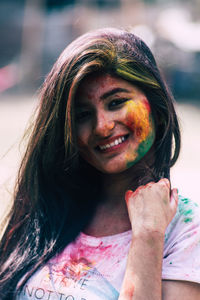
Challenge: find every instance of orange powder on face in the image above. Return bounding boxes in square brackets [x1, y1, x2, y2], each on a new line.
[125, 99, 151, 143]
[123, 98, 154, 167]
[124, 146, 137, 164]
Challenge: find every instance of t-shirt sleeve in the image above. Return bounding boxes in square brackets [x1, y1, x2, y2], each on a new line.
[162, 195, 200, 284]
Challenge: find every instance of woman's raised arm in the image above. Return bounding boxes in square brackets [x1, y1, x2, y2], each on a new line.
[119, 179, 178, 300]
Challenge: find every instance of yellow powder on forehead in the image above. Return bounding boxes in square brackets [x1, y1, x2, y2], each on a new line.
[126, 100, 151, 143]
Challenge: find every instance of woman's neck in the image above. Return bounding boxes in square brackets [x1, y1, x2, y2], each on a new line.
[82, 156, 155, 237]
[83, 166, 144, 237]
[101, 160, 154, 202]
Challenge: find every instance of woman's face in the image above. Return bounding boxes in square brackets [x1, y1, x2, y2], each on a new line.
[75, 73, 155, 174]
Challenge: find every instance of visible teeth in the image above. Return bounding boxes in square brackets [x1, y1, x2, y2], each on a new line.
[99, 136, 127, 150]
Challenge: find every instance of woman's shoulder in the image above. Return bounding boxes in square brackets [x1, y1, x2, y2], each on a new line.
[163, 194, 200, 283]
[177, 194, 200, 223]
[165, 194, 200, 242]
[164, 193, 200, 254]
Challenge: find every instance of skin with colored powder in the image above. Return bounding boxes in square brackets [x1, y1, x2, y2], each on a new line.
[75, 73, 156, 174]
[3, 27, 200, 300]
[124, 99, 155, 168]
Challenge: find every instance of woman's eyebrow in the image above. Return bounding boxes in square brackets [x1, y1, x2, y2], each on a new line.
[100, 88, 131, 100]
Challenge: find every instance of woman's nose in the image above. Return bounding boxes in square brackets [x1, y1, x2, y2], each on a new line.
[94, 112, 115, 137]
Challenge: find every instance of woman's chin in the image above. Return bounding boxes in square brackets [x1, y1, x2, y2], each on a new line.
[94, 161, 138, 175]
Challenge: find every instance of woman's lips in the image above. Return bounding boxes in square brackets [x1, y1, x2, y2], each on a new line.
[96, 134, 129, 153]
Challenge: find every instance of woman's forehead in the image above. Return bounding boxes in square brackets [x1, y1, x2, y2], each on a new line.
[75, 73, 145, 104]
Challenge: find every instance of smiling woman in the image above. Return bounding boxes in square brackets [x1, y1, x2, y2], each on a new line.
[75, 73, 155, 173]
[0, 28, 200, 300]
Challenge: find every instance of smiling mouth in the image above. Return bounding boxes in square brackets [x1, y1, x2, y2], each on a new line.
[96, 134, 129, 152]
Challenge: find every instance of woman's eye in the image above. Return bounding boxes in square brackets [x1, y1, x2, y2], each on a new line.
[75, 111, 91, 122]
[108, 98, 129, 109]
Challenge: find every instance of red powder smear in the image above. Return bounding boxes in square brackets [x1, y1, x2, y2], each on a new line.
[136, 127, 142, 137]
[142, 97, 151, 113]
[49, 257, 93, 287]
[121, 281, 135, 299]
[125, 190, 134, 203]
[66, 241, 115, 278]
[126, 186, 143, 201]
[125, 182, 155, 203]
[77, 242, 113, 261]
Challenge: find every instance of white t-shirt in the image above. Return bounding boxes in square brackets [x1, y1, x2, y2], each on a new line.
[17, 195, 200, 300]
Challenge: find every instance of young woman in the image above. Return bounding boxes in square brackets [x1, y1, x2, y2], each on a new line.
[0, 28, 200, 300]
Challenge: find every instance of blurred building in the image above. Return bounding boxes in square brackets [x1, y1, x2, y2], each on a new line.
[0, 0, 200, 100]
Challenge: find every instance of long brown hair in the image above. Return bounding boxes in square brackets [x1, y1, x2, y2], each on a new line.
[0, 28, 180, 299]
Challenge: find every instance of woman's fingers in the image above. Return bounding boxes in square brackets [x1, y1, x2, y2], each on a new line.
[170, 188, 179, 212]
[159, 178, 170, 188]
[125, 179, 178, 235]
[125, 181, 155, 203]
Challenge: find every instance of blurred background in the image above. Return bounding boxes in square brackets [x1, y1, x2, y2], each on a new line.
[0, 0, 200, 221]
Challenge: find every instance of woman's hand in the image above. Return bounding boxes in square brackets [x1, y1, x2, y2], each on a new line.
[119, 179, 178, 300]
[125, 178, 178, 238]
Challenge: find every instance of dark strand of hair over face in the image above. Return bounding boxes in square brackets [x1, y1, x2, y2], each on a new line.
[0, 28, 180, 299]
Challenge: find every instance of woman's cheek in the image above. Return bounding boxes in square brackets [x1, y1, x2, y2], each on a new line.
[124, 100, 155, 166]
[76, 126, 89, 153]
[125, 100, 152, 142]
